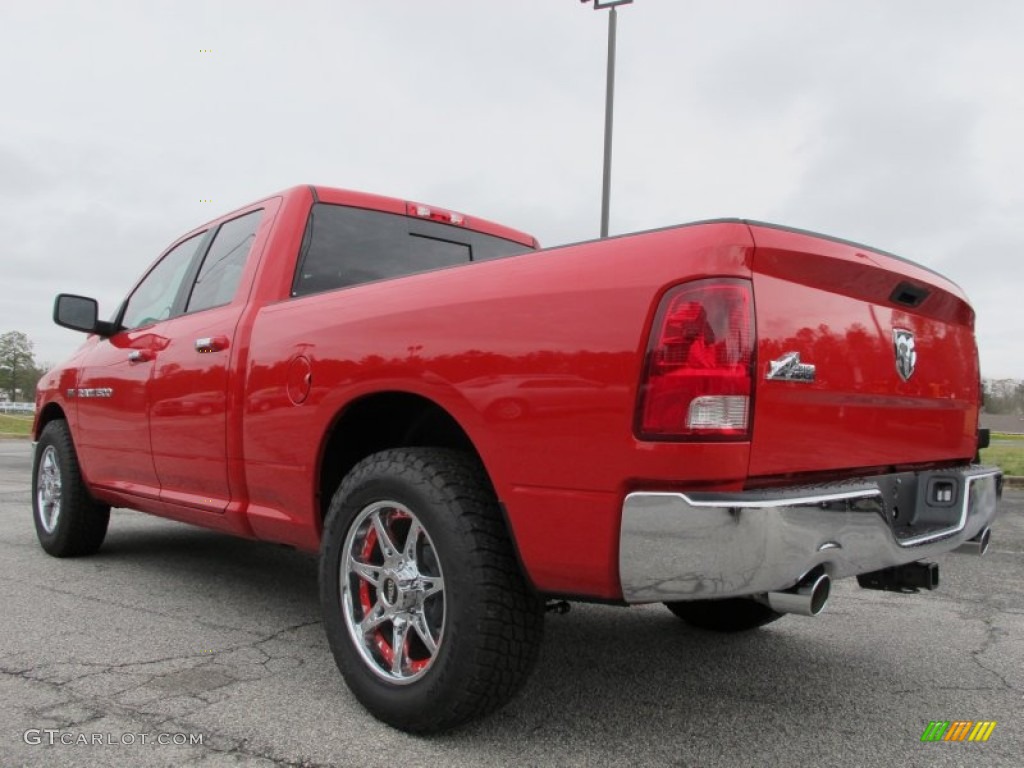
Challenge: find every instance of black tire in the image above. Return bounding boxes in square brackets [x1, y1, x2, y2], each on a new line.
[319, 448, 544, 733]
[32, 420, 110, 557]
[664, 598, 783, 632]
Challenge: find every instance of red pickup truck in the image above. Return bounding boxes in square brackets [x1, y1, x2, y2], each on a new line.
[33, 185, 1002, 732]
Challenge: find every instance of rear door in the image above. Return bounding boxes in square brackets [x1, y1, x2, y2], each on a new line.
[149, 206, 269, 511]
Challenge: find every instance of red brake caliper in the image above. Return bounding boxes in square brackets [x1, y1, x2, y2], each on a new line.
[358, 525, 394, 667]
[356, 511, 430, 674]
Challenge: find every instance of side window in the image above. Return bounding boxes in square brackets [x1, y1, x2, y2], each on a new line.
[121, 233, 205, 331]
[186, 209, 263, 314]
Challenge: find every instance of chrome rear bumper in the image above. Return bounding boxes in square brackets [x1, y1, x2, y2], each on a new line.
[618, 466, 1002, 604]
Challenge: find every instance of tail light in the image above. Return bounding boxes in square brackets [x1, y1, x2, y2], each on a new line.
[635, 278, 755, 440]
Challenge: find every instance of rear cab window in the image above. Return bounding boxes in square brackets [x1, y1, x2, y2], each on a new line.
[291, 204, 533, 298]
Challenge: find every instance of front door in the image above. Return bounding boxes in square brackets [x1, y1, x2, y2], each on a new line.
[74, 232, 207, 497]
[73, 331, 161, 497]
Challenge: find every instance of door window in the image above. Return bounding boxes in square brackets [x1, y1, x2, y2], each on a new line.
[186, 210, 264, 313]
[121, 233, 206, 330]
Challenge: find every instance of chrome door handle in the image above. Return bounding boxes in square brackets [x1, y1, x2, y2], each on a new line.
[128, 350, 153, 363]
[195, 336, 229, 353]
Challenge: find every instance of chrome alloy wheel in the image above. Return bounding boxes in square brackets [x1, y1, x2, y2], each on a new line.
[340, 500, 445, 684]
[36, 445, 63, 534]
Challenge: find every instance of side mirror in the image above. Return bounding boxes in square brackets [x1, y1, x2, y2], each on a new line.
[53, 294, 116, 337]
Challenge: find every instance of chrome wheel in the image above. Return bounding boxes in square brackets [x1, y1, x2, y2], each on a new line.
[36, 445, 62, 534]
[340, 500, 445, 684]
[321, 448, 544, 732]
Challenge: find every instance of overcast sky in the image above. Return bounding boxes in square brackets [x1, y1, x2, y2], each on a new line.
[2, 1, 1021, 378]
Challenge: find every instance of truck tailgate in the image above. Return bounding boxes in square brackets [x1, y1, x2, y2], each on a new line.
[747, 223, 979, 479]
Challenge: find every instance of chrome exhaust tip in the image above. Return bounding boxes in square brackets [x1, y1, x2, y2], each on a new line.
[766, 572, 831, 617]
[954, 526, 991, 556]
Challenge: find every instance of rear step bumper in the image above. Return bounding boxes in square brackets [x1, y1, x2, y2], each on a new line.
[618, 465, 1002, 604]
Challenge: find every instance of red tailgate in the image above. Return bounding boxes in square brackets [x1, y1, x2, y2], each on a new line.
[747, 224, 979, 480]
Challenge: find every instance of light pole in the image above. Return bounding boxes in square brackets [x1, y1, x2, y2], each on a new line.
[581, 0, 633, 238]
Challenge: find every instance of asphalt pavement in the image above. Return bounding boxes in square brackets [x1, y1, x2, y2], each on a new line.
[1, 438, 1022, 767]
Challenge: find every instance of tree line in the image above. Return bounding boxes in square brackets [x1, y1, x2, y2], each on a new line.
[0, 331, 47, 403]
[984, 378, 1024, 415]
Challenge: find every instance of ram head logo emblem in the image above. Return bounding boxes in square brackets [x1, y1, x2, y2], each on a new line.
[892, 329, 917, 382]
